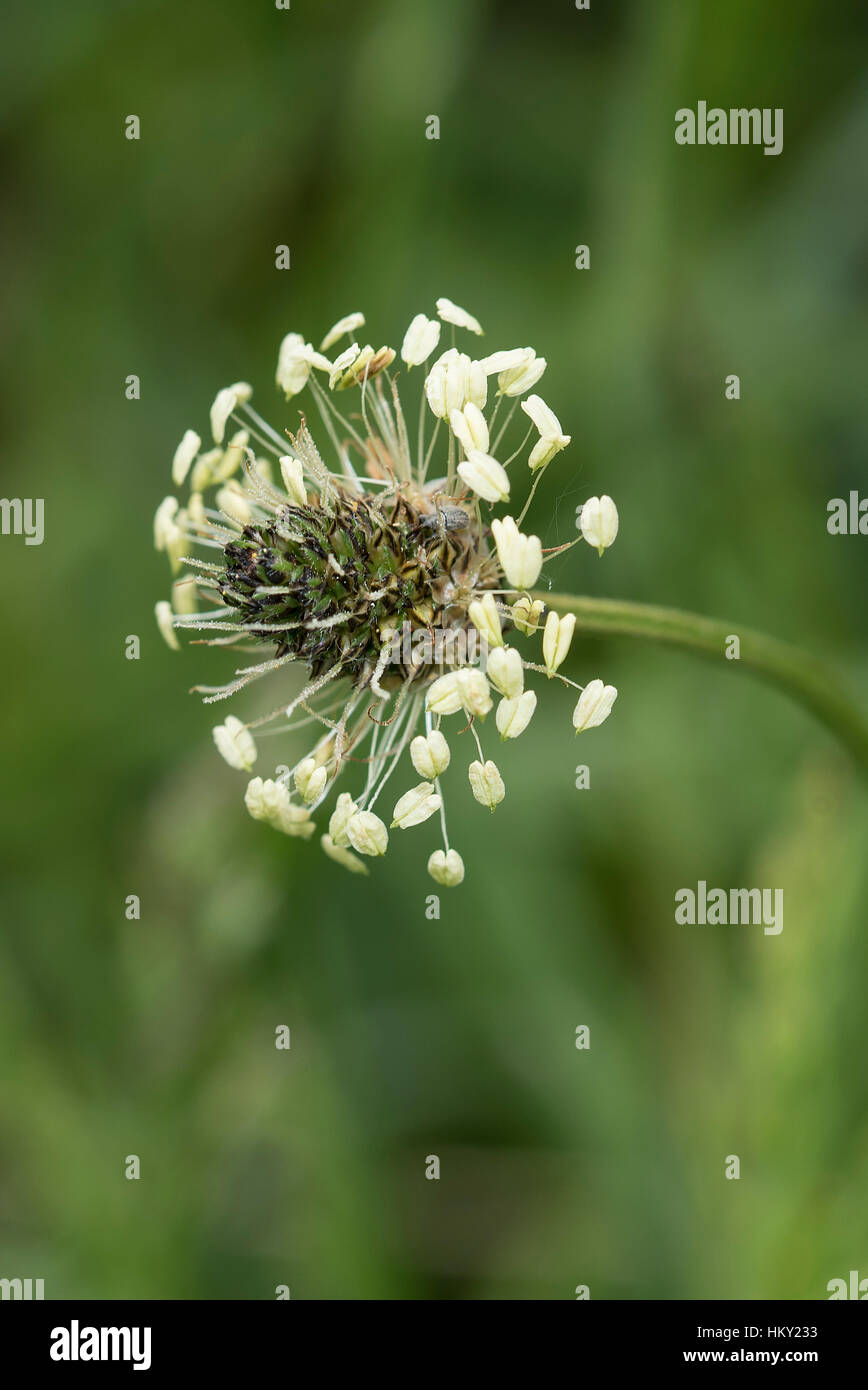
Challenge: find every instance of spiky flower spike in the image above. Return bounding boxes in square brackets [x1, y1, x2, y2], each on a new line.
[155, 300, 619, 884]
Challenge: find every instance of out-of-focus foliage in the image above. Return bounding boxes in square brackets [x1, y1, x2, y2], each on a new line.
[1, 0, 867, 1298]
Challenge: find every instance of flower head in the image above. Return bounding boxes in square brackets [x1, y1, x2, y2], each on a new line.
[154, 299, 620, 884]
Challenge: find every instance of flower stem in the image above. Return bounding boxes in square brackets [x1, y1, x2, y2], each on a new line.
[536, 592, 868, 777]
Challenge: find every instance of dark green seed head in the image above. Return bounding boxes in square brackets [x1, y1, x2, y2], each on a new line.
[218, 486, 497, 687]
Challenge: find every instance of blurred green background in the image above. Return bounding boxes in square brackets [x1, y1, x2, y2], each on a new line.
[2, 0, 868, 1300]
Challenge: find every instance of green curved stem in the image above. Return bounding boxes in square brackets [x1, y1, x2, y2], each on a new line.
[536, 592, 868, 778]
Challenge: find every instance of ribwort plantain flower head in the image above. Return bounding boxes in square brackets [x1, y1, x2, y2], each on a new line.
[154, 300, 619, 884]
